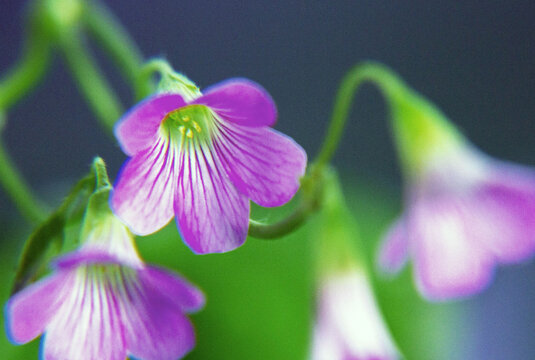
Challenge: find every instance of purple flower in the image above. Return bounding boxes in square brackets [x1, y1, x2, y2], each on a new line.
[5, 214, 205, 360]
[311, 271, 399, 360]
[110, 78, 307, 254]
[378, 144, 535, 300]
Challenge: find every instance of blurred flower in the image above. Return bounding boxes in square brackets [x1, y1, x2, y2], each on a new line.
[6, 208, 204, 360]
[378, 78, 535, 300]
[311, 170, 399, 360]
[312, 270, 399, 360]
[111, 77, 306, 254]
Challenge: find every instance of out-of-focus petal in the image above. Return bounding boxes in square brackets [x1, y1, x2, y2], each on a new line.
[213, 123, 306, 207]
[175, 141, 250, 254]
[473, 166, 535, 262]
[312, 272, 399, 360]
[412, 199, 495, 300]
[6, 272, 70, 344]
[192, 79, 277, 127]
[115, 94, 186, 156]
[377, 218, 410, 274]
[111, 135, 177, 236]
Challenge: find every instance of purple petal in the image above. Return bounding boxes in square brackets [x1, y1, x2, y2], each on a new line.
[54, 250, 123, 269]
[139, 266, 205, 312]
[115, 94, 186, 156]
[212, 124, 306, 207]
[121, 273, 197, 360]
[471, 164, 535, 262]
[6, 272, 70, 344]
[377, 218, 409, 274]
[192, 79, 277, 127]
[111, 135, 176, 236]
[411, 199, 495, 300]
[175, 142, 250, 253]
[42, 269, 126, 360]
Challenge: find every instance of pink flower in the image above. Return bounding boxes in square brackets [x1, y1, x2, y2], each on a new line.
[111, 78, 307, 254]
[6, 213, 205, 360]
[378, 144, 535, 300]
[311, 271, 399, 360]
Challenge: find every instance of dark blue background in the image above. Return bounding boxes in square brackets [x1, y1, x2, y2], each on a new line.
[1, 1, 535, 358]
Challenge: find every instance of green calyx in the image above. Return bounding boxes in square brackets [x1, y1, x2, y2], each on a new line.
[313, 169, 365, 277]
[385, 80, 465, 177]
[161, 104, 215, 144]
[80, 157, 114, 241]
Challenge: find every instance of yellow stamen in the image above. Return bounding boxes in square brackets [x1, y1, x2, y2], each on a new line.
[179, 125, 185, 135]
[182, 115, 190, 122]
[186, 129, 194, 138]
[192, 121, 202, 133]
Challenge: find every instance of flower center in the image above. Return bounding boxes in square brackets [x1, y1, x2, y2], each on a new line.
[162, 104, 213, 141]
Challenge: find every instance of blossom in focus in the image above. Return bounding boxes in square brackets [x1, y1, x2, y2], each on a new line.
[311, 270, 399, 360]
[6, 210, 205, 360]
[111, 76, 307, 254]
[378, 78, 535, 300]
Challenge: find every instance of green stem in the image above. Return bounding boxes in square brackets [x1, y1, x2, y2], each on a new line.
[59, 32, 123, 133]
[83, 0, 149, 100]
[248, 201, 312, 239]
[314, 62, 404, 169]
[0, 8, 52, 111]
[0, 136, 48, 223]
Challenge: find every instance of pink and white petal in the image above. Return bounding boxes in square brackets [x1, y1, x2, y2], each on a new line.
[377, 218, 410, 275]
[111, 135, 177, 236]
[192, 79, 277, 127]
[6, 272, 70, 344]
[120, 274, 196, 360]
[43, 270, 126, 360]
[471, 171, 535, 262]
[115, 94, 186, 156]
[175, 141, 250, 254]
[139, 266, 205, 312]
[411, 199, 495, 300]
[213, 124, 306, 207]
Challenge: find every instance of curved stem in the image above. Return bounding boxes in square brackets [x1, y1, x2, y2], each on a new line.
[314, 62, 404, 169]
[248, 201, 312, 239]
[83, 0, 149, 100]
[0, 8, 52, 111]
[0, 136, 48, 223]
[59, 32, 123, 134]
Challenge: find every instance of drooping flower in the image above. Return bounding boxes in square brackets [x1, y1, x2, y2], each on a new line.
[377, 75, 535, 300]
[111, 74, 307, 254]
[311, 170, 399, 360]
[311, 271, 399, 360]
[6, 185, 205, 360]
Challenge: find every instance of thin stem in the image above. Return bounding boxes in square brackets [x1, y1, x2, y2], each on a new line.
[0, 136, 48, 223]
[59, 32, 123, 134]
[314, 62, 404, 169]
[83, 0, 149, 100]
[248, 201, 312, 239]
[0, 8, 52, 111]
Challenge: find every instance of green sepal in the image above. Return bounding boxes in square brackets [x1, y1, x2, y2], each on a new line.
[383, 72, 464, 176]
[79, 157, 114, 241]
[313, 168, 365, 277]
[11, 171, 96, 294]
